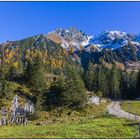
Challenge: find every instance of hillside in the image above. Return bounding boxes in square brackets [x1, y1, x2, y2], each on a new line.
[1, 27, 140, 72]
[0, 27, 140, 114]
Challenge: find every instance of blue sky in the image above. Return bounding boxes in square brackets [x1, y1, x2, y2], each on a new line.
[0, 2, 140, 43]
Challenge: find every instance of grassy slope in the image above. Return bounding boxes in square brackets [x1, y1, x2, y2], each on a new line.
[46, 102, 109, 119]
[0, 115, 137, 138]
[121, 101, 140, 116]
[0, 101, 137, 138]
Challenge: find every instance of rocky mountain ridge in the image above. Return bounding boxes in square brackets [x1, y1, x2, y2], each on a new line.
[1, 27, 140, 71]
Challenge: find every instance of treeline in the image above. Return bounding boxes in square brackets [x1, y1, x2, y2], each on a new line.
[83, 62, 139, 99]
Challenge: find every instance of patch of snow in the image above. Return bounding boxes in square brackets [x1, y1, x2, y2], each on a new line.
[71, 41, 79, 46]
[81, 40, 89, 46]
[87, 35, 94, 40]
[61, 43, 69, 49]
[66, 30, 69, 33]
[131, 41, 140, 46]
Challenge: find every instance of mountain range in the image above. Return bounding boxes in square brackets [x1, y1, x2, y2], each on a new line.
[1, 27, 140, 72]
[47, 27, 140, 51]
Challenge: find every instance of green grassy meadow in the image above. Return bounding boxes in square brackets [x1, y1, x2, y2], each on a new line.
[0, 101, 138, 138]
[121, 101, 140, 116]
[0, 115, 137, 138]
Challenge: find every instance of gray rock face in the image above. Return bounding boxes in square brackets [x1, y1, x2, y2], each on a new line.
[47, 27, 90, 50]
[0, 95, 35, 126]
[55, 27, 87, 42]
[88, 96, 100, 105]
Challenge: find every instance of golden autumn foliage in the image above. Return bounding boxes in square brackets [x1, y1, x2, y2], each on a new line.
[50, 59, 65, 68]
[25, 49, 48, 63]
[69, 47, 74, 54]
[0, 44, 70, 72]
[1, 48, 19, 66]
[13, 61, 19, 68]
[24, 48, 68, 68]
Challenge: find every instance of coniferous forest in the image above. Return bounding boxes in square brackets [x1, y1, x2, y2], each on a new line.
[0, 35, 140, 113]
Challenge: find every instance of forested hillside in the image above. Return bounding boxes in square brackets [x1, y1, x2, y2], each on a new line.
[0, 28, 140, 113]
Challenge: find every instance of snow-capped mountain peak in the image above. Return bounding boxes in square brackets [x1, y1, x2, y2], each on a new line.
[88, 30, 136, 50]
[47, 28, 140, 52]
[47, 27, 90, 50]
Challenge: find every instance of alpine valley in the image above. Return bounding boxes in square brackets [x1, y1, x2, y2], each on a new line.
[1, 27, 140, 138]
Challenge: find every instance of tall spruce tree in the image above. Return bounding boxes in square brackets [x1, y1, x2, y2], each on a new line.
[120, 71, 129, 99]
[136, 70, 140, 98]
[84, 62, 95, 91]
[129, 71, 137, 98]
[49, 65, 87, 109]
[98, 65, 107, 97]
[109, 65, 121, 99]
[65, 65, 87, 109]
[24, 56, 47, 110]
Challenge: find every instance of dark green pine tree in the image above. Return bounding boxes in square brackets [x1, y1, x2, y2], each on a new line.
[64, 65, 87, 109]
[49, 75, 67, 107]
[97, 65, 107, 97]
[84, 62, 95, 91]
[47, 65, 87, 110]
[120, 71, 129, 99]
[129, 71, 137, 98]
[109, 65, 121, 99]
[136, 70, 140, 98]
[24, 56, 47, 110]
[120, 71, 137, 99]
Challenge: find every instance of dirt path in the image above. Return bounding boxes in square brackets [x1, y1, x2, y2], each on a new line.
[107, 101, 140, 121]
